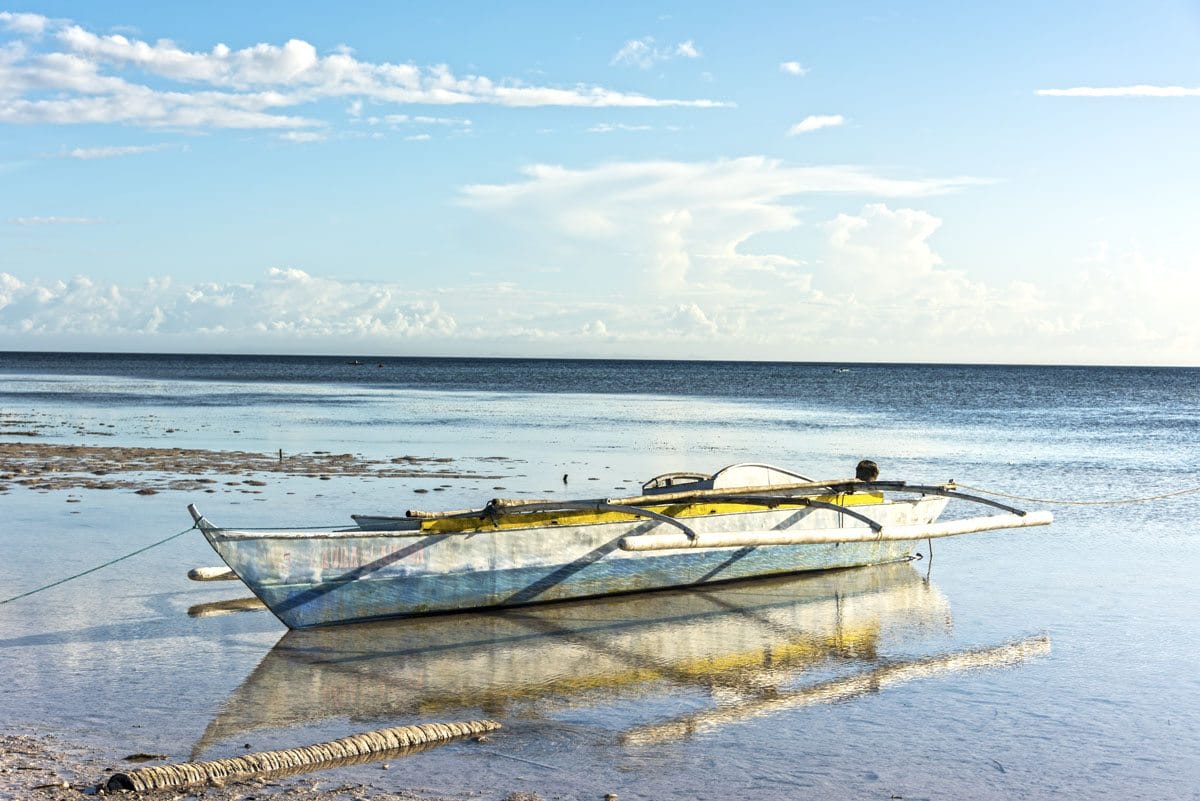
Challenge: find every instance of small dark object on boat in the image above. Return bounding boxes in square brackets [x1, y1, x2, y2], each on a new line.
[856, 460, 879, 481]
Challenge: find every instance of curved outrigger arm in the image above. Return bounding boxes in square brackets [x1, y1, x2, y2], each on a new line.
[616, 484, 1053, 552]
[850, 482, 1029, 516]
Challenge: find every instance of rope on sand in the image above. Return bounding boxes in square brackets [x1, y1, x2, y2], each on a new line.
[104, 719, 501, 793]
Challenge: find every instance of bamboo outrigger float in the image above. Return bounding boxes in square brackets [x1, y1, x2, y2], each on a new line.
[188, 463, 1052, 629]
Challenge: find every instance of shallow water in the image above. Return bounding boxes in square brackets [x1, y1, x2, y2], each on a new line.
[1, 355, 1198, 799]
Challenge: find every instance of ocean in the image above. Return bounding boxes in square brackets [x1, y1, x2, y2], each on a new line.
[1, 352, 1198, 799]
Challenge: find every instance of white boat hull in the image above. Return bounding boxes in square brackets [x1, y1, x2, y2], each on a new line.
[197, 496, 949, 629]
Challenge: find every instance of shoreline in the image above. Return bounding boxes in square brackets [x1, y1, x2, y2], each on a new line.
[0, 731, 537, 801]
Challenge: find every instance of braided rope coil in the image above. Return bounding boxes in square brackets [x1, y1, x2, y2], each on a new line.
[105, 719, 501, 793]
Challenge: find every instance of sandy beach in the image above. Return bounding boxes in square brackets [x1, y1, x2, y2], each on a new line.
[0, 732, 554, 801]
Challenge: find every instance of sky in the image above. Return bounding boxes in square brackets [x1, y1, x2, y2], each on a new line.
[1, 1, 1198, 364]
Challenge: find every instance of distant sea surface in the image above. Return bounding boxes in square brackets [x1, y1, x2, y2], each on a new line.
[1, 351, 1198, 800]
[3, 348, 1196, 403]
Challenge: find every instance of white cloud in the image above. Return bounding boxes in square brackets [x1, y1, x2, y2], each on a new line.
[9, 215, 103, 224]
[611, 36, 703, 69]
[463, 157, 981, 302]
[0, 16, 726, 131]
[611, 38, 656, 69]
[668, 303, 719, 336]
[277, 130, 326, 142]
[385, 114, 470, 126]
[1037, 85, 1200, 97]
[4, 231, 1199, 363]
[0, 11, 48, 35]
[587, 122, 654, 133]
[464, 157, 976, 210]
[1058, 246, 1200, 353]
[0, 268, 457, 341]
[581, 319, 608, 337]
[675, 40, 699, 59]
[788, 114, 845, 135]
[453, 159, 1200, 362]
[779, 61, 808, 76]
[363, 113, 473, 136]
[809, 206, 1200, 363]
[65, 143, 170, 159]
[823, 204, 964, 302]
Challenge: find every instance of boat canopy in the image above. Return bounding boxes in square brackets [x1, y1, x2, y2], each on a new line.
[641, 463, 815, 495]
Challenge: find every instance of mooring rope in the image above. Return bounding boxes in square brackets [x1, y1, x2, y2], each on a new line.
[952, 482, 1200, 506]
[0, 523, 197, 606]
[104, 719, 501, 792]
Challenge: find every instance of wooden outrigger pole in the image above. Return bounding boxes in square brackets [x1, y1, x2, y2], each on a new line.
[619, 510, 1053, 551]
[396, 478, 1054, 551]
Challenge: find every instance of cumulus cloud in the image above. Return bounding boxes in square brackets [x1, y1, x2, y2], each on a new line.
[0, 268, 457, 341]
[788, 114, 844, 135]
[808, 206, 1200, 363]
[779, 61, 808, 76]
[454, 158, 1200, 363]
[1056, 245, 1200, 355]
[821, 203, 984, 319]
[581, 319, 608, 337]
[1037, 85, 1200, 97]
[4, 234, 1197, 363]
[0, 10, 47, 35]
[668, 303, 720, 336]
[611, 36, 702, 69]
[0, 13, 727, 131]
[461, 157, 983, 324]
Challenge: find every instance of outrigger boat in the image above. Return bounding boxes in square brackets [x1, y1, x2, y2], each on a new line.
[187, 463, 1052, 629]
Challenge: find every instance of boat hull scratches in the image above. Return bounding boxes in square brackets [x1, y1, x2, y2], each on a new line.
[263, 552, 922, 629]
[226, 542, 925, 630]
[203, 497, 948, 629]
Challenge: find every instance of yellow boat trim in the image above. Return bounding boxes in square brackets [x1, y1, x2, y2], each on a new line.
[420, 492, 885, 533]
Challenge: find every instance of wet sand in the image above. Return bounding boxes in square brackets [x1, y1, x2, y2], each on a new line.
[0, 734, 545, 800]
[0, 441, 541, 799]
[0, 442, 511, 496]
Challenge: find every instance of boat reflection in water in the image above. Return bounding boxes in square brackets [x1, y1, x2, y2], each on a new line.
[196, 563, 1047, 756]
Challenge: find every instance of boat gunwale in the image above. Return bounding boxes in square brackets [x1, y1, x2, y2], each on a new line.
[198, 493, 941, 542]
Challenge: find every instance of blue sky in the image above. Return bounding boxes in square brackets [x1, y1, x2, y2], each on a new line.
[2, 1, 1198, 364]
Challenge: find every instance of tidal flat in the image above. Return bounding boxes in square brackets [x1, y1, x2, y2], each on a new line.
[2, 356, 1199, 800]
